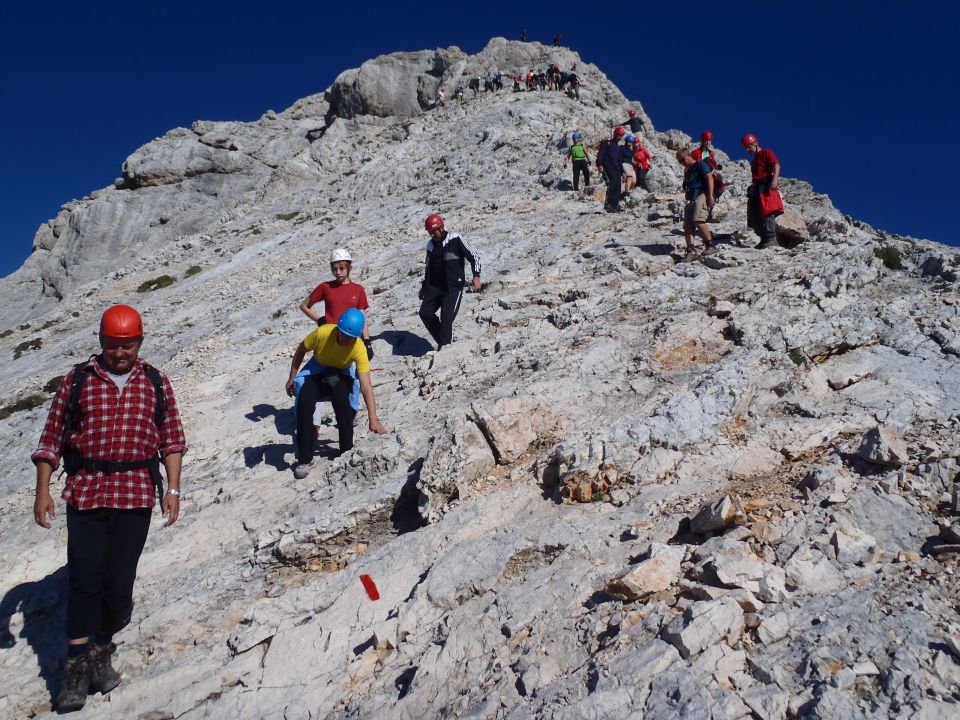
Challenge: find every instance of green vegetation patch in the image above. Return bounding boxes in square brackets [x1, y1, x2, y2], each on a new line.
[788, 349, 807, 366]
[275, 211, 300, 221]
[136, 275, 177, 293]
[184, 265, 203, 277]
[14, 337, 42, 359]
[44, 375, 65, 393]
[0, 329, 12, 339]
[0, 394, 48, 421]
[874, 246, 902, 271]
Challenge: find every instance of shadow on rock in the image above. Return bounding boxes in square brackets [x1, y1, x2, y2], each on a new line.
[375, 330, 433, 358]
[637, 242, 677, 256]
[0, 565, 68, 700]
[245, 403, 295, 436]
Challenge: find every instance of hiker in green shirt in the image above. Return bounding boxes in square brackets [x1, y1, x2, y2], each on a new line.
[564, 131, 592, 191]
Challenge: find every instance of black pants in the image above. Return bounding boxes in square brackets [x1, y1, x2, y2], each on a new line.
[66, 505, 151, 640]
[604, 166, 622, 208]
[636, 168, 651, 192]
[747, 194, 778, 243]
[419, 285, 464, 348]
[572, 159, 590, 190]
[297, 373, 354, 462]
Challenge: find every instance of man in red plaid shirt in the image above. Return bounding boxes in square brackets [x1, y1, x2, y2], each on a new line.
[31, 304, 187, 712]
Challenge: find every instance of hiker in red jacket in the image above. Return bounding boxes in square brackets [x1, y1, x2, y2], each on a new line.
[691, 131, 714, 162]
[742, 134, 782, 249]
[631, 136, 653, 192]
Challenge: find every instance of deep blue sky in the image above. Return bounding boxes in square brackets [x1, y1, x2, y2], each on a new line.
[1, 1, 954, 279]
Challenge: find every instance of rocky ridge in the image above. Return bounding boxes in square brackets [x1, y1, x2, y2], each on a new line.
[1, 38, 959, 719]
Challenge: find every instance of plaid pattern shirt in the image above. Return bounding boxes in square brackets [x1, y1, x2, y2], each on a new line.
[32, 356, 188, 510]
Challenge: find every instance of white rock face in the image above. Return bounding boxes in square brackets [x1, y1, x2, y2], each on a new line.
[0, 36, 957, 720]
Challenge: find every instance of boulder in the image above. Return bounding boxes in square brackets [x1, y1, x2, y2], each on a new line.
[857, 426, 909, 468]
[660, 597, 745, 658]
[605, 543, 683, 601]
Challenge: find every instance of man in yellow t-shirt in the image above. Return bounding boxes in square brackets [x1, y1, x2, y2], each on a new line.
[285, 309, 387, 478]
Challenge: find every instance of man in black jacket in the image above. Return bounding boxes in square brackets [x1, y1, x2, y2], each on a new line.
[418, 214, 482, 349]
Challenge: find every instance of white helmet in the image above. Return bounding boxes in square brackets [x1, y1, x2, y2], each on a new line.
[330, 248, 352, 264]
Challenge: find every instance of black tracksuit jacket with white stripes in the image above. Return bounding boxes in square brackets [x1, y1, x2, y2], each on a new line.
[421, 232, 481, 290]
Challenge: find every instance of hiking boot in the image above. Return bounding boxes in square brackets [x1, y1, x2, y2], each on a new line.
[682, 249, 699, 262]
[703, 243, 718, 256]
[89, 642, 121, 694]
[293, 463, 312, 479]
[756, 238, 780, 249]
[56, 654, 91, 712]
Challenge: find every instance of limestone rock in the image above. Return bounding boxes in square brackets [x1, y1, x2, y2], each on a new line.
[660, 597, 745, 659]
[690, 495, 745, 534]
[857, 425, 909, 468]
[605, 543, 683, 601]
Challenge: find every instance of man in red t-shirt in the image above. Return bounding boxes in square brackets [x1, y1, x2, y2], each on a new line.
[298, 248, 372, 425]
[742, 134, 782, 249]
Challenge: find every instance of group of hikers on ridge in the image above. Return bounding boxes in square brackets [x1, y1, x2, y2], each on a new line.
[569, 110, 783, 259]
[30, 212, 481, 712]
[437, 63, 583, 107]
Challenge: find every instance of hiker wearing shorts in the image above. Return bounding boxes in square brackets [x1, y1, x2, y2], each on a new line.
[677, 148, 717, 259]
[621, 135, 638, 196]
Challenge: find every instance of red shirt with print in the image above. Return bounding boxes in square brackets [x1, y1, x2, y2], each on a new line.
[751, 148, 779, 182]
[306, 281, 370, 325]
[32, 357, 187, 510]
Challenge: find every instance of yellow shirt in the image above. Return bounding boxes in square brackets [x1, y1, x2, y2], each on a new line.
[303, 324, 370, 373]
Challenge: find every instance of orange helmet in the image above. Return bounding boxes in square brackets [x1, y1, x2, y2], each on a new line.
[100, 305, 143, 338]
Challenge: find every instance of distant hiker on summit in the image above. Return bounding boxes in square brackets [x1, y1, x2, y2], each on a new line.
[418, 214, 482, 350]
[565, 131, 591, 190]
[619, 109, 644, 135]
[677, 148, 717, 259]
[286, 309, 387, 479]
[298, 248, 373, 425]
[742, 134, 782, 249]
[32, 305, 187, 713]
[597, 127, 626, 212]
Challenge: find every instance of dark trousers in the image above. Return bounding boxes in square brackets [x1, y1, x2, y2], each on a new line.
[297, 373, 354, 462]
[747, 194, 778, 242]
[604, 166, 622, 208]
[572, 159, 590, 190]
[419, 285, 464, 348]
[66, 505, 151, 640]
[636, 168, 651, 192]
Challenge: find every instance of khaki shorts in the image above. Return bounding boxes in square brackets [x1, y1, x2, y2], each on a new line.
[684, 193, 710, 224]
[622, 163, 636, 180]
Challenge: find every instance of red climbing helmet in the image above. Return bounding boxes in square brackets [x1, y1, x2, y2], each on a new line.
[628, 110, 637, 118]
[613, 127, 626, 139]
[424, 214, 445, 232]
[700, 130, 713, 143]
[100, 305, 143, 338]
[741, 133, 758, 148]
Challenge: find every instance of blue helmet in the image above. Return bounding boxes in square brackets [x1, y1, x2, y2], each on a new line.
[625, 134, 636, 143]
[572, 131, 582, 140]
[337, 308, 365, 338]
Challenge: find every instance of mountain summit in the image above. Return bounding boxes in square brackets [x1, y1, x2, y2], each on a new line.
[1, 39, 959, 719]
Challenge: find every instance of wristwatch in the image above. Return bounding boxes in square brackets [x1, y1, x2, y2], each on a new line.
[166, 488, 181, 498]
